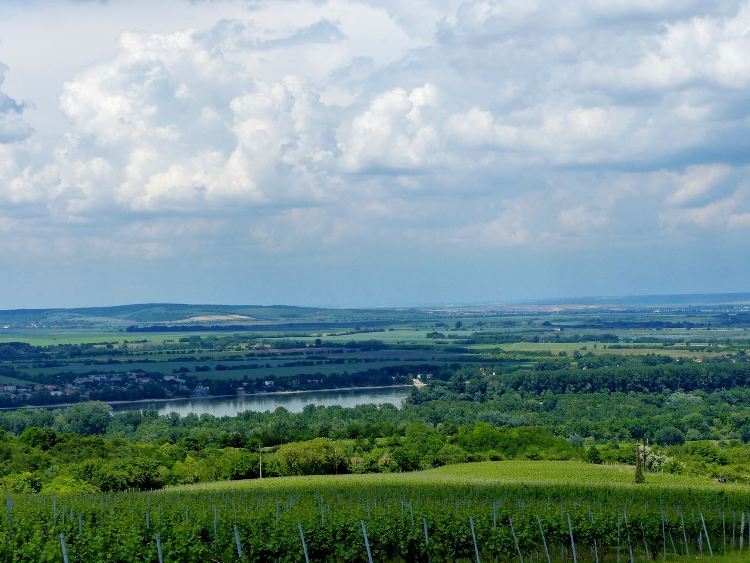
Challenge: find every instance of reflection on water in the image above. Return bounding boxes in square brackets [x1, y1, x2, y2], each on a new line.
[111, 386, 410, 417]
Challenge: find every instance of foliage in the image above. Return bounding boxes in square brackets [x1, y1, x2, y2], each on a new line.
[585, 445, 602, 464]
[275, 438, 344, 476]
[64, 402, 112, 435]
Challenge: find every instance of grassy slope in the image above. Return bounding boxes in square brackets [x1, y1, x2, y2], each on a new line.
[173, 460, 749, 494]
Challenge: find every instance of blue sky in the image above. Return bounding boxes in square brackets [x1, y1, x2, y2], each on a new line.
[0, 0, 749, 308]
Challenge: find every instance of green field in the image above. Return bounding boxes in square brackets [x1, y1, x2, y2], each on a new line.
[0, 329, 231, 345]
[0, 374, 35, 385]
[177, 460, 749, 494]
[5, 461, 750, 561]
[493, 341, 727, 358]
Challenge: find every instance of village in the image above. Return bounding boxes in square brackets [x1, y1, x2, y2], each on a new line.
[0, 370, 194, 406]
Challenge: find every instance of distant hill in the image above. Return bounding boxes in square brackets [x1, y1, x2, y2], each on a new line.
[0, 303, 429, 329]
[0, 291, 748, 329]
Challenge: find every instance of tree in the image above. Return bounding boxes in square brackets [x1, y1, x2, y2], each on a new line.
[19, 427, 57, 450]
[5, 472, 42, 493]
[230, 453, 260, 480]
[586, 445, 602, 464]
[634, 443, 646, 484]
[654, 426, 686, 446]
[65, 402, 112, 435]
[275, 438, 343, 476]
[740, 424, 750, 444]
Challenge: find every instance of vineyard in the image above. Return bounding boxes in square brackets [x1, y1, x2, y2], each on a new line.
[2, 462, 750, 561]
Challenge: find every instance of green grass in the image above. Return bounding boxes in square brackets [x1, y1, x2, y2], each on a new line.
[0, 329, 177, 345]
[488, 341, 724, 358]
[174, 460, 747, 494]
[289, 328, 476, 345]
[0, 374, 36, 385]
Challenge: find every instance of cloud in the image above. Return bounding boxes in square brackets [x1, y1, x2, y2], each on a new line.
[661, 196, 737, 229]
[666, 165, 730, 206]
[623, 4, 750, 90]
[0, 63, 32, 144]
[2, 0, 750, 284]
[466, 204, 533, 247]
[256, 19, 346, 49]
[30, 26, 343, 216]
[558, 205, 608, 233]
[338, 83, 440, 172]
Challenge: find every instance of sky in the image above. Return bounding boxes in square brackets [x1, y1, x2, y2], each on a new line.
[1, 0, 749, 308]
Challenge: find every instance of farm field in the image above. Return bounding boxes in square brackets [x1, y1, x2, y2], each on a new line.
[0, 375, 36, 386]
[491, 341, 727, 358]
[0, 330, 226, 346]
[4, 461, 750, 562]
[179, 460, 750, 493]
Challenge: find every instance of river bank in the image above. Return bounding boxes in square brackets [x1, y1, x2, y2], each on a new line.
[1, 384, 417, 413]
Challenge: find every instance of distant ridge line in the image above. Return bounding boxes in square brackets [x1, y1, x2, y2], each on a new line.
[1, 291, 749, 317]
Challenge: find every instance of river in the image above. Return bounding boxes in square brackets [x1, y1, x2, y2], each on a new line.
[110, 386, 411, 417]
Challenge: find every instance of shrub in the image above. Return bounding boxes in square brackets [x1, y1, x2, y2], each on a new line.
[5, 472, 41, 493]
[41, 475, 99, 494]
[654, 426, 686, 446]
[585, 446, 602, 464]
[275, 438, 344, 476]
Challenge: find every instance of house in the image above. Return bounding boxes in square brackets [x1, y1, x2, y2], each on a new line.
[192, 384, 210, 397]
[163, 375, 186, 383]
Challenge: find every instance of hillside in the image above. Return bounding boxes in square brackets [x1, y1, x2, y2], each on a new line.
[4, 461, 747, 562]
[176, 459, 748, 494]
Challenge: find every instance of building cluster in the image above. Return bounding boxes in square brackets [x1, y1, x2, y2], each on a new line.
[0, 383, 80, 400]
[0, 370, 197, 404]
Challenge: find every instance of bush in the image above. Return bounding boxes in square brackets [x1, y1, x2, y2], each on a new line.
[524, 446, 543, 460]
[435, 444, 468, 466]
[19, 427, 57, 450]
[41, 475, 99, 494]
[64, 402, 112, 435]
[227, 452, 259, 480]
[5, 472, 41, 493]
[654, 426, 686, 446]
[275, 438, 344, 476]
[686, 442, 729, 466]
[585, 446, 602, 464]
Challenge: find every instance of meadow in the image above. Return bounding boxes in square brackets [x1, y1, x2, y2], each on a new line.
[178, 460, 750, 494]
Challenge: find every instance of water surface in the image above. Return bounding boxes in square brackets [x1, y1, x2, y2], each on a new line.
[111, 386, 410, 417]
